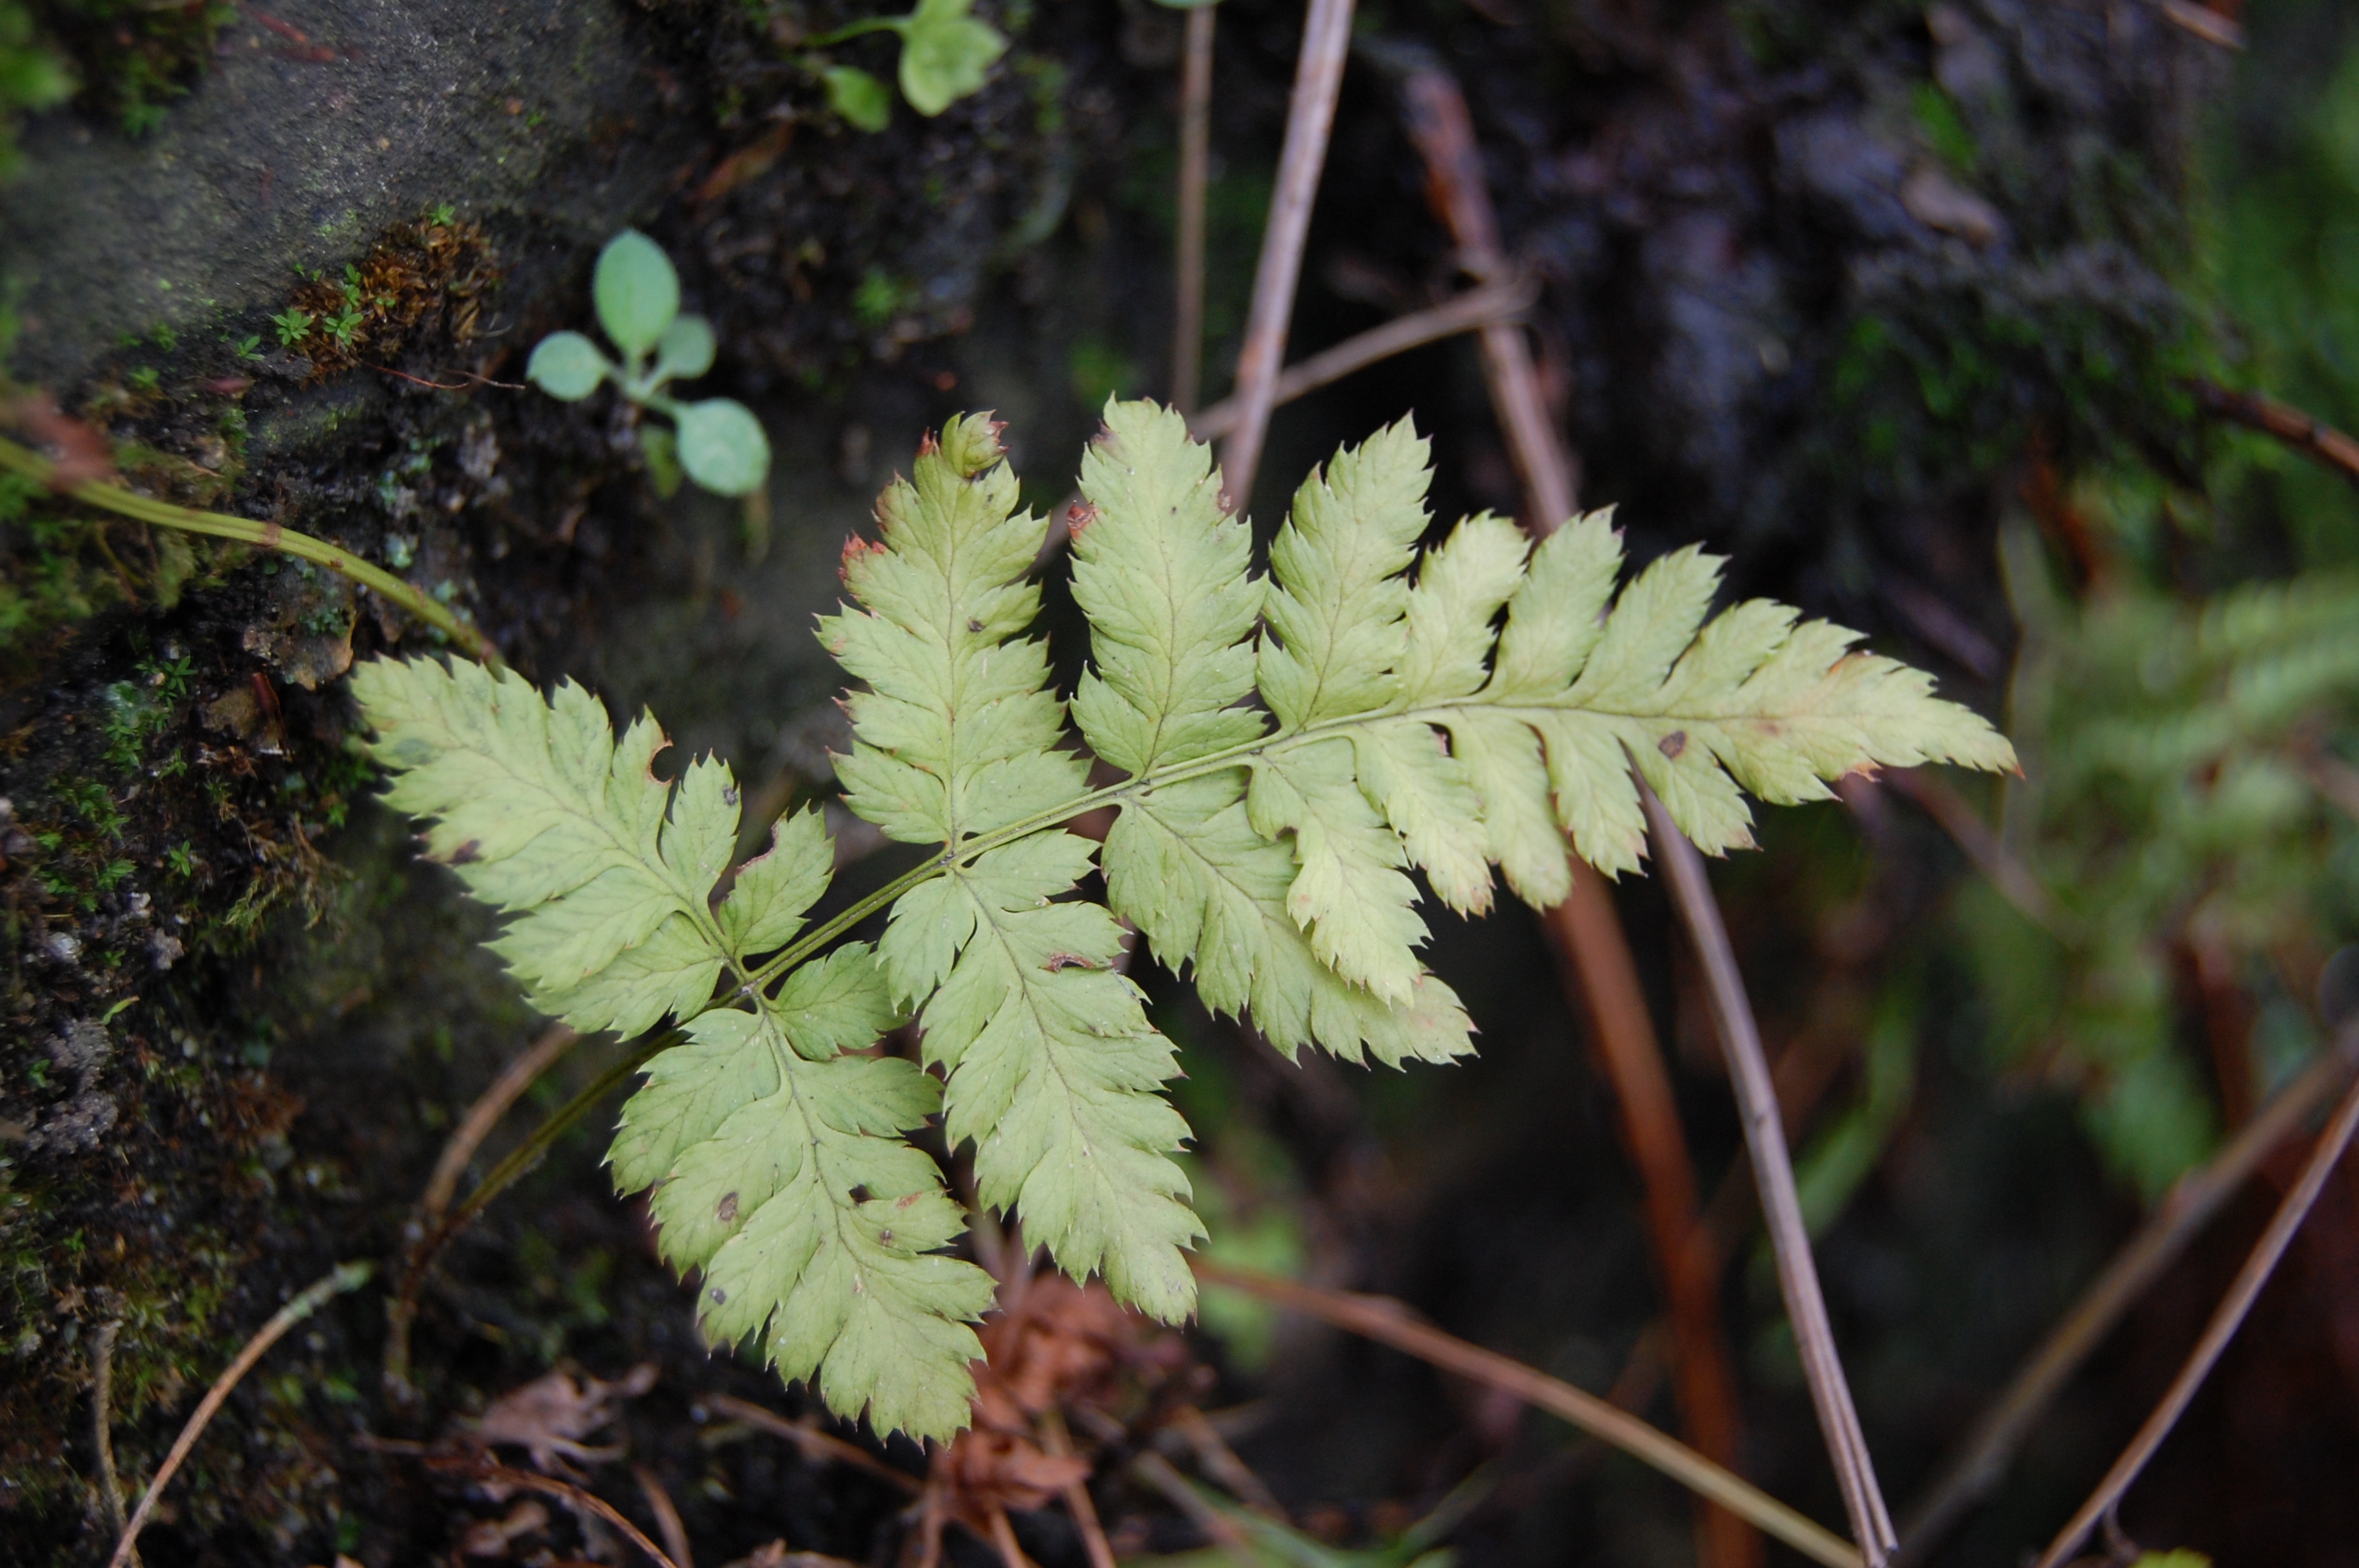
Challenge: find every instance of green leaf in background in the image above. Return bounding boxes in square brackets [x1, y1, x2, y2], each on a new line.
[824, 64, 891, 132]
[653, 314, 717, 382]
[593, 228, 681, 359]
[674, 397, 771, 498]
[894, 0, 1005, 116]
[525, 330, 611, 401]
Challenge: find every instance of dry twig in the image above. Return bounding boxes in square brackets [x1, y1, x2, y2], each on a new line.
[1387, 56, 1752, 1568]
[1190, 1259, 1861, 1568]
[1645, 785, 1898, 1566]
[636, 1465, 695, 1568]
[1216, 0, 1357, 506]
[441, 1457, 682, 1568]
[1187, 274, 1539, 440]
[1172, 2, 1216, 416]
[1877, 771, 2061, 935]
[703, 1393, 922, 1494]
[2030, 1064, 2359, 1568]
[2189, 378, 2359, 485]
[1896, 1029, 2359, 1564]
[387, 1023, 581, 1400]
[90, 1321, 136, 1566]
[1038, 1406, 1118, 1568]
[109, 1262, 374, 1568]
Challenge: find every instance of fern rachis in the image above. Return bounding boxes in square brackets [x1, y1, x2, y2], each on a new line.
[354, 399, 2013, 1441]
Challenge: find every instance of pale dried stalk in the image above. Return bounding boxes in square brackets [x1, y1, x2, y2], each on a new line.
[1394, 56, 1750, 1568]
[1192, 1259, 1860, 1568]
[704, 1392, 921, 1494]
[1645, 786, 1899, 1565]
[1038, 1406, 1118, 1568]
[387, 1023, 581, 1400]
[1188, 274, 1538, 440]
[1896, 1031, 2357, 1563]
[91, 1321, 136, 1566]
[1216, 0, 1357, 507]
[1172, 2, 1216, 416]
[635, 1465, 694, 1568]
[110, 1262, 374, 1568]
[1398, 65, 1575, 528]
[2031, 1064, 2359, 1568]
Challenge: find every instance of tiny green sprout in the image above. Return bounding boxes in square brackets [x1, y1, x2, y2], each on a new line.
[128, 367, 160, 394]
[271, 307, 313, 346]
[431, 202, 457, 226]
[232, 333, 264, 362]
[325, 307, 365, 348]
[525, 230, 772, 499]
[805, 0, 1006, 127]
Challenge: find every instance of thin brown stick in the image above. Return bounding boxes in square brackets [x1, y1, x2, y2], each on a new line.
[1543, 867, 1759, 1568]
[1187, 274, 1539, 440]
[986, 1504, 1038, 1568]
[1038, 1407, 1118, 1568]
[1645, 785, 1898, 1566]
[1172, 1403, 1285, 1520]
[425, 1025, 581, 1229]
[387, 1023, 581, 1402]
[1132, 1449, 1261, 1564]
[1172, 2, 1216, 417]
[2158, 0, 2243, 49]
[2189, 378, 2359, 485]
[109, 1262, 374, 1568]
[1216, 0, 1357, 508]
[2030, 1065, 2359, 1568]
[635, 1465, 694, 1568]
[1191, 1259, 1861, 1568]
[703, 1392, 923, 1494]
[1390, 56, 1752, 1568]
[1896, 1031, 2359, 1565]
[1398, 66, 1575, 528]
[91, 1321, 138, 1566]
[453, 1460, 682, 1568]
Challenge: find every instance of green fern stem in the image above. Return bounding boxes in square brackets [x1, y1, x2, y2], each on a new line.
[0, 434, 503, 666]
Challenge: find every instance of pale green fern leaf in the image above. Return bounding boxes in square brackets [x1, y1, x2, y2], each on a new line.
[1071, 405, 1473, 1060]
[823, 415, 1085, 845]
[353, 401, 2016, 1447]
[355, 656, 990, 1442]
[1069, 398, 1267, 773]
[351, 658, 729, 1035]
[626, 1004, 990, 1439]
[834, 415, 1201, 1322]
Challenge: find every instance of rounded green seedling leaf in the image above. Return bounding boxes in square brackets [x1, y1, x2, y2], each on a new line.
[594, 230, 681, 358]
[655, 314, 717, 382]
[526, 331, 610, 401]
[896, 0, 1006, 117]
[823, 64, 892, 133]
[674, 398, 771, 497]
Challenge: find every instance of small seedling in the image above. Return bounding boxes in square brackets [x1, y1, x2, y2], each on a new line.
[231, 333, 264, 362]
[431, 202, 456, 226]
[525, 230, 771, 499]
[324, 307, 365, 348]
[804, 0, 1006, 131]
[271, 307, 313, 347]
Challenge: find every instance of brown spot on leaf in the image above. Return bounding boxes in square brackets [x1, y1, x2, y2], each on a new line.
[1064, 500, 1100, 536]
[444, 839, 484, 865]
[967, 617, 984, 633]
[1044, 953, 1091, 971]
[1658, 731, 1687, 759]
[716, 1191, 739, 1224]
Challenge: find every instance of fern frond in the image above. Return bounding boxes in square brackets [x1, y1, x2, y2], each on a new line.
[828, 414, 1204, 1323]
[354, 656, 994, 1440]
[353, 403, 2015, 1446]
